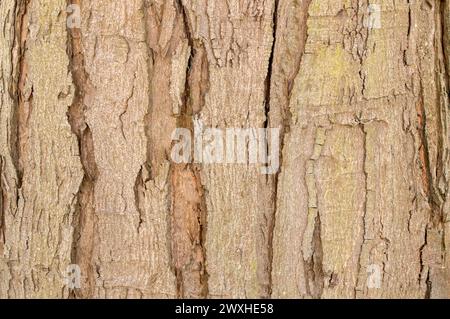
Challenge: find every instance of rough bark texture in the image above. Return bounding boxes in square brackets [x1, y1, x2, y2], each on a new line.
[0, 0, 449, 299]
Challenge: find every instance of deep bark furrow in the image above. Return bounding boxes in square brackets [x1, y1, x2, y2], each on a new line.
[66, 0, 98, 299]
[259, 0, 280, 298]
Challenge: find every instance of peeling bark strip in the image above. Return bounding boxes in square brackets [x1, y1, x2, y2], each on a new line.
[0, 0, 449, 299]
[66, 0, 98, 298]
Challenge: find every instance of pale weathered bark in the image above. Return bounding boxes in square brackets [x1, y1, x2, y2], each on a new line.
[0, 0, 448, 299]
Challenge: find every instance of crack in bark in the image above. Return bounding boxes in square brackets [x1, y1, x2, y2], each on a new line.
[133, 167, 146, 234]
[257, 0, 281, 299]
[416, 83, 434, 203]
[302, 126, 326, 298]
[354, 122, 369, 298]
[304, 214, 324, 298]
[266, 0, 312, 298]
[418, 226, 429, 297]
[66, 0, 98, 299]
[420, 0, 450, 298]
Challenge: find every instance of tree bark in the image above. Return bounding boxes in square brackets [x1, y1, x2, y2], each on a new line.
[0, 0, 449, 299]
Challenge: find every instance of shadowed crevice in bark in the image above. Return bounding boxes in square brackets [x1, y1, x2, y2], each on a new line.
[133, 167, 146, 234]
[66, 0, 98, 299]
[416, 83, 434, 206]
[266, 0, 313, 298]
[354, 123, 369, 298]
[419, 226, 430, 298]
[257, 0, 280, 299]
[304, 214, 324, 298]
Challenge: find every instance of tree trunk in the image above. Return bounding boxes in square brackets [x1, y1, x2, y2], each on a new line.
[0, 0, 448, 299]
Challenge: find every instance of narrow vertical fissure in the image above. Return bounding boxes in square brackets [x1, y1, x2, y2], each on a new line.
[425, 270, 432, 299]
[266, 0, 312, 297]
[263, 0, 279, 132]
[354, 123, 369, 298]
[421, 0, 450, 298]
[259, 0, 280, 299]
[419, 226, 430, 298]
[66, 0, 98, 299]
[303, 126, 326, 298]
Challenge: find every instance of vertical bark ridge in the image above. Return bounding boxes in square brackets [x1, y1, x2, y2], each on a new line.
[168, 0, 209, 298]
[0, 0, 21, 297]
[11, 0, 32, 189]
[66, 0, 99, 299]
[269, 0, 314, 298]
[141, 0, 209, 298]
[354, 123, 368, 298]
[302, 125, 327, 298]
[258, 0, 280, 299]
[177, 0, 276, 298]
[436, 0, 449, 221]
[420, 0, 450, 298]
[439, 0, 450, 300]
[2, 0, 85, 297]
